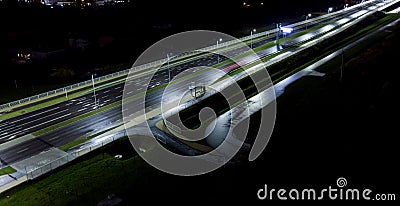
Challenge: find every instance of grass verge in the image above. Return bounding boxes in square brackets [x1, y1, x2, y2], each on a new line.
[0, 137, 154, 206]
[0, 166, 17, 176]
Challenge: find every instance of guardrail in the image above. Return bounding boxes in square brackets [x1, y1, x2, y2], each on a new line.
[26, 130, 126, 180]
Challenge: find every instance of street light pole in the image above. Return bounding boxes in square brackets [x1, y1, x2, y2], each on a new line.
[250, 29, 256, 49]
[276, 23, 281, 45]
[216, 38, 222, 64]
[306, 13, 311, 30]
[91, 74, 97, 109]
[65, 88, 68, 100]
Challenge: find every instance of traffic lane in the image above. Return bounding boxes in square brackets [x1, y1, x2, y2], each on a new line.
[0, 84, 162, 165]
[0, 83, 124, 143]
[0, 138, 52, 165]
[0, 106, 123, 165]
[41, 107, 123, 148]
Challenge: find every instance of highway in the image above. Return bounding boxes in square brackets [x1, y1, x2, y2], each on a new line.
[0, 0, 383, 143]
[0, 0, 396, 166]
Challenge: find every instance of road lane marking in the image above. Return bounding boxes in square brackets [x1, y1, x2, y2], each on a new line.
[3, 130, 24, 140]
[23, 113, 72, 131]
[11, 109, 70, 130]
[1, 124, 23, 134]
[16, 147, 29, 154]
[5, 107, 60, 125]
[49, 136, 60, 141]
[78, 108, 87, 112]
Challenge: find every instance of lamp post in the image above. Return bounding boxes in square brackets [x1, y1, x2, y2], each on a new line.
[250, 29, 256, 49]
[91, 74, 97, 109]
[216, 38, 222, 64]
[306, 13, 311, 30]
[276, 23, 281, 45]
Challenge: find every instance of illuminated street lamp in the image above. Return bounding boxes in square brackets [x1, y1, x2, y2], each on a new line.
[328, 7, 333, 13]
[91, 74, 98, 109]
[216, 38, 223, 64]
[250, 29, 256, 49]
[306, 13, 311, 30]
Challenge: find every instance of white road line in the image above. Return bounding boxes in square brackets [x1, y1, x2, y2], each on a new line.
[0, 126, 22, 134]
[127, 91, 134, 95]
[16, 147, 29, 154]
[3, 131, 24, 140]
[13, 109, 70, 129]
[5, 107, 60, 125]
[101, 95, 109, 98]
[49, 136, 60, 141]
[83, 104, 91, 107]
[23, 113, 72, 131]
[115, 95, 122, 99]
[0, 122, 15, 130]
[103, 90, 111, 93]
[0, 134, 11, 140]
[104, 99, 111, 103]
[3, 135, 16, 140]
[78, 108, 87, 112]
